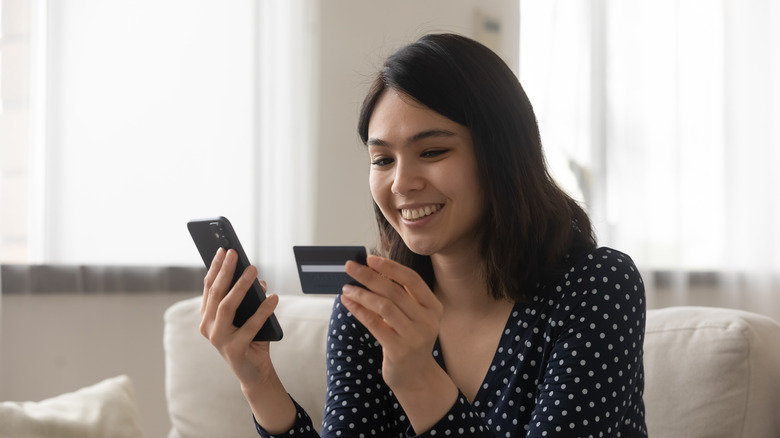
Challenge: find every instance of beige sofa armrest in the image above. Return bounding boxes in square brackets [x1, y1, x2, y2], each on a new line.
[644, 306, 780, 438]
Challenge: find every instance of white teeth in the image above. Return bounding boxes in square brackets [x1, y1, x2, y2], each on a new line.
[401, 204, 441, 221]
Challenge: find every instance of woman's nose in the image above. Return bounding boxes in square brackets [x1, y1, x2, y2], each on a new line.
[391, 159, 425, 195]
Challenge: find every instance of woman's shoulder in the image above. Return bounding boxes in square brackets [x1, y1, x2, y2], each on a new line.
[565, 246, 640, 278]
[546, 246, 645, 305]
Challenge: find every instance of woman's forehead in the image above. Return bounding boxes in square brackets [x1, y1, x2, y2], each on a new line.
[367, 90, 466, 144]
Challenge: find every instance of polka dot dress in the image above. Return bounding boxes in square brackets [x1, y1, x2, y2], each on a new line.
[256, 247, 648, 437]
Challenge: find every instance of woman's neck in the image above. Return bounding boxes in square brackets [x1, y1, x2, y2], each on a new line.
[430, 251, 495, 312]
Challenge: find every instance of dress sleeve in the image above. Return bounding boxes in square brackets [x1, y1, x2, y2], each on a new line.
[254, 397, 318, 438]
[526, 249, 646, 437]
[405, 393, 495, 437]
[320, 296, 410, 436]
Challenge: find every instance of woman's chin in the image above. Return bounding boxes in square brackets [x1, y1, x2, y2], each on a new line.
[401, 239, 439, 257]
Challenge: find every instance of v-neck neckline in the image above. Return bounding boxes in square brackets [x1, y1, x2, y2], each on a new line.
[432, 301, 520, 403]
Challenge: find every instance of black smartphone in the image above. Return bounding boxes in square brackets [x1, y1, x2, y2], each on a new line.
[187, 216, 283, 342]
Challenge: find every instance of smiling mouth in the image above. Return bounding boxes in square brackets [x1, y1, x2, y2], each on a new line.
[400, 204, 443, 221]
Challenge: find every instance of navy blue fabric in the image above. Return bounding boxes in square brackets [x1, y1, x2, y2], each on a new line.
[257, 247, 647, 438]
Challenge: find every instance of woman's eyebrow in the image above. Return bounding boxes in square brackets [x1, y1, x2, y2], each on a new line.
[367, 129, 457, 148]
[408, 129, 456, 143]
[366, 137, 391, 148]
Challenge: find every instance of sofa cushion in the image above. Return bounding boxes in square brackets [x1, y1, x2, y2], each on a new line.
[164, 294, 335, 438]
[643, 306, 780, 437]
[0, 375, 144, 438]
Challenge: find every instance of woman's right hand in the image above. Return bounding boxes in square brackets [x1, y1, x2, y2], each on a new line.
[199, 247, 279, 389]
[199, 248, 297, 434]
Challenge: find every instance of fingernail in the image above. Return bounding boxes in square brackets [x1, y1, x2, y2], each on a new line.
[241, 267, 256, 280]
[342, 285, 355, 296]
[367, 255, 382, 267]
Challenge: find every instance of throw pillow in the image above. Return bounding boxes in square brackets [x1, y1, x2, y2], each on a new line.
[0, 374, 144, 438]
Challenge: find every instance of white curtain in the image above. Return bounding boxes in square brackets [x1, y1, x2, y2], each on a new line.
[520, 0, 780, 319]
[254, 0, 319, 294]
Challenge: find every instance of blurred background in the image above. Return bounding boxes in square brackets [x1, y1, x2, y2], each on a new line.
[0, 1, 777, 436]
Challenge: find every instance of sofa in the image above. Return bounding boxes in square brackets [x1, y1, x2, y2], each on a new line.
[162, 295, 780, 438]
[2, 294, 780, 438]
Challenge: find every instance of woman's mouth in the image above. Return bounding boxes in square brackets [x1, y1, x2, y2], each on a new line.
[400, 204, 443, 221]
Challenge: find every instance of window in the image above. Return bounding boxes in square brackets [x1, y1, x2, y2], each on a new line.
[0, 1, 320, 294]
[0, 0, 35, 263]
[520, 0, 779, 281]
[0, 1, 259, 266]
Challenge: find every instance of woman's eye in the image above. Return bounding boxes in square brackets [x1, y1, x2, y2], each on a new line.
[421, 149, 448, 158]
[371, 157, 393, 167]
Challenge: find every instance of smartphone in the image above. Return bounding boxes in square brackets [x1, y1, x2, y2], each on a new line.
[187, 216, 283, 342]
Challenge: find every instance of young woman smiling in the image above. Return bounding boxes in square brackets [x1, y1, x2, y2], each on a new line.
[200, 33, 648, 438]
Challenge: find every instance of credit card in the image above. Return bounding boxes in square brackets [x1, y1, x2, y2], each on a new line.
[293, 246, 368, 294]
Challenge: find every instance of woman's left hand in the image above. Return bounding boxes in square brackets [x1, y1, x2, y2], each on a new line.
[340, 255, 444, 393]
[340, 255, 459, 433]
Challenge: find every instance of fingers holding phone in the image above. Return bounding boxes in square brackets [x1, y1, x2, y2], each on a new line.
[200, 248, 254, 344]
[199, 247, 280, 381]
[199, 247, 227, 334]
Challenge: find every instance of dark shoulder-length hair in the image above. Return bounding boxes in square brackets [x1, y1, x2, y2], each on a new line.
[357, 33, 596, 301]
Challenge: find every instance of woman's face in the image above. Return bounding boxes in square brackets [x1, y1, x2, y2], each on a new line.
[367, 90, 484, 258]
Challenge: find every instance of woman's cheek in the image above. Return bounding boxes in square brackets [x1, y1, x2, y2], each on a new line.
[369, 174, 392, 214]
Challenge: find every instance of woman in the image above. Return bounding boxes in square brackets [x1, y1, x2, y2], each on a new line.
[200, 33, 647, 437]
